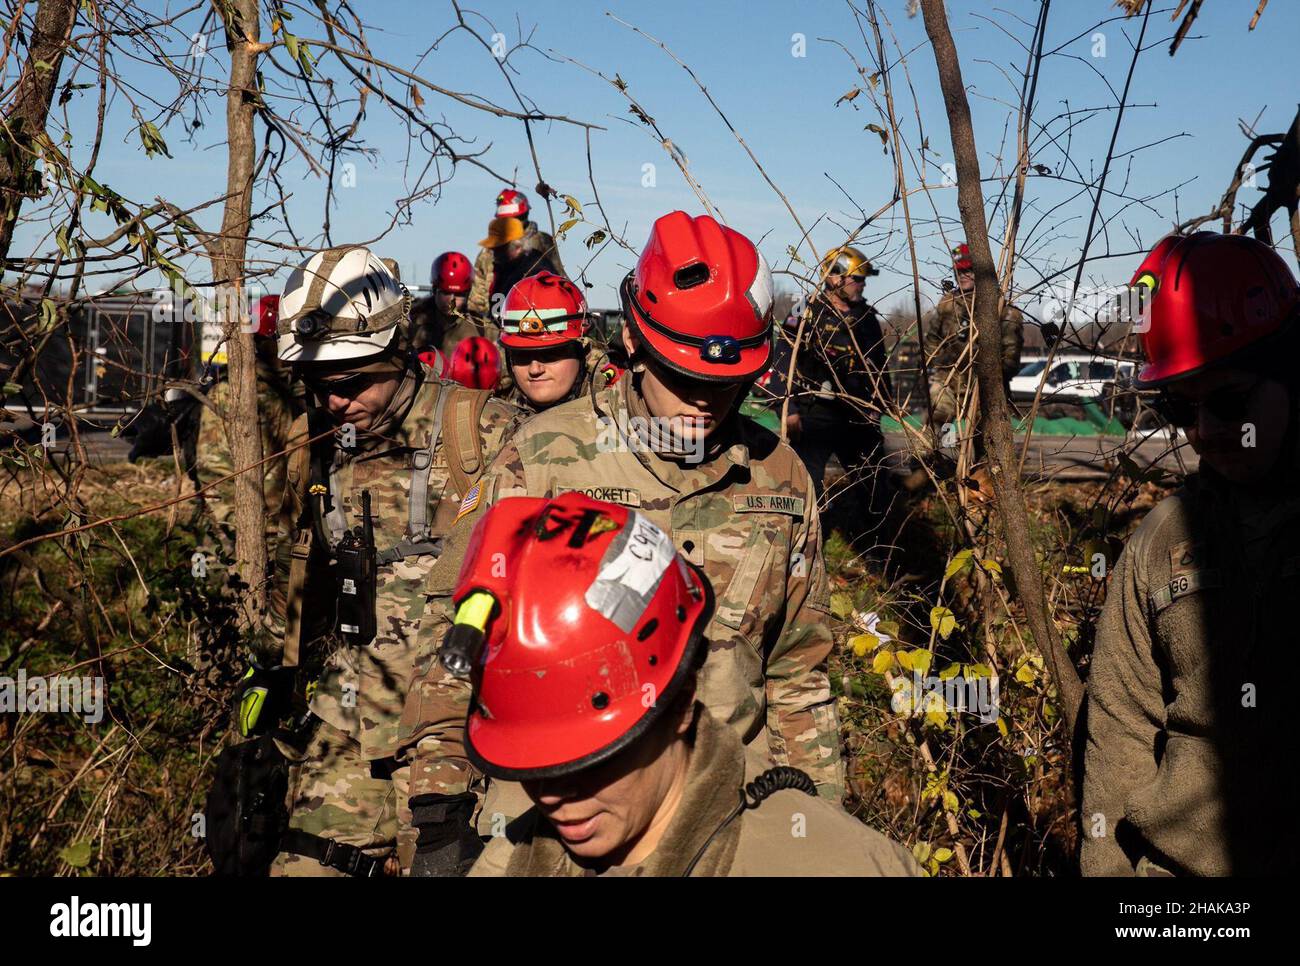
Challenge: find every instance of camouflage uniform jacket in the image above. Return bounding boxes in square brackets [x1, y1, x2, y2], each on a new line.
[1082, 469, 1300, 876]
[469, 704, 917, 876]
[196, 356, 305, 545]
[270, 366, 519, 760]
[468, 225, 566, 319]
[922, 289, 1025, 384]
[408, 298, 498, 358]
[410, 374, 845, 797]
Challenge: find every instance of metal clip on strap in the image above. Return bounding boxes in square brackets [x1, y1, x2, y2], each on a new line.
[280, 828, 385, 877]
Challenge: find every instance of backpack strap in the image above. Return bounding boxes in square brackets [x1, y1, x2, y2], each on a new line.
[441, 386, 489, 500]
[376, 383, 452, 566]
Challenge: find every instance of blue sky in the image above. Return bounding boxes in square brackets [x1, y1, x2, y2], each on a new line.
[15, 0, 1300, 319]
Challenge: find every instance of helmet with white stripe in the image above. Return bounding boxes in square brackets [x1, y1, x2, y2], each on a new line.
[500, 272, 590, 349]
[277, 246, 411, 365]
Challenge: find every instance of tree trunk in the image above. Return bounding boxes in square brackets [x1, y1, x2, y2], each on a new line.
[920, 0, 1084, 734]
[0, 0, 78, 269]
[213, 0, 266, 621]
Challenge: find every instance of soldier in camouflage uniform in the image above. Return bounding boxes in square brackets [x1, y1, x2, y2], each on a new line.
[410, 252, 499, 359]
[195, 296, 305, 567]
[468, 189, 565, 322]
[1082, 233, 1300, 876]
[434, 494, 918, 877]
[401, 212, 845, 841]
[255, 245, 518, 876]
[498, 271, 621, 414]
[922, 242, 1024, 430]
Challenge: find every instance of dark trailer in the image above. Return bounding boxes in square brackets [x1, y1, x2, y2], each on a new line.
[1, 291, 194, 433]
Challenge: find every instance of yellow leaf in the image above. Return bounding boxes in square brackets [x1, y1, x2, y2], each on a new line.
[980, 558, 1002, 576]
[912, 841, 931, 863]
[910, 649, 932, 675]
[849, 633, 879, 657]
[871, 650, 894, 675]
[938, 662, 961, 681]
[933, 847, 954, 863]
[1015, 662, 1036, 685]
[562, 194, 583, 213]
[944, 549, 973, 581]
[996, 717, 1009, 737]
[556, 218, 579, 239]
[942, 790, 959, 813]
[895, 649, 913, 672]
[929, 606, 958, 640]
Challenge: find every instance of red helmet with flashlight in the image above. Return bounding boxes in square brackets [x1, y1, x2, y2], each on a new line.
[620, 211, 774, 382]
[439, 492, 710, 781]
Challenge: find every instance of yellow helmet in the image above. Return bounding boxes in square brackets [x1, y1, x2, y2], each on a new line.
[820, 246, 878, 279]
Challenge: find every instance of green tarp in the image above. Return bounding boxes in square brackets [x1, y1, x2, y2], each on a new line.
[742, 399, 1127, 437]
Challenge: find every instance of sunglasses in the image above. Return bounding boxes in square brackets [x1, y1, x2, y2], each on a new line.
[1152, 382, 1262, 429]
[306, 371, 379, 398]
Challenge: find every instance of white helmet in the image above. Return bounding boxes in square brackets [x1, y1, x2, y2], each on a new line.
[277, 246, 411, 364]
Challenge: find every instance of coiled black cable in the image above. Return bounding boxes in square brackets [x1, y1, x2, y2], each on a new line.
[682, 766, 816, 876]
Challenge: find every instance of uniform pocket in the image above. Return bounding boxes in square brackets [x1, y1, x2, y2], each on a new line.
[714, 527, 778, 631]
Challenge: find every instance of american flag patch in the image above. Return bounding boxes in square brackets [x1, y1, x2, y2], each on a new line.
[454, 480, 483, 522]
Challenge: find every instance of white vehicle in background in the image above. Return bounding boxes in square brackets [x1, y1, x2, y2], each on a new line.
[1009, 353, 1136, 404]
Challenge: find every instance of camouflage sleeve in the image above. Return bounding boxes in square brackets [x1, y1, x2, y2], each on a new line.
[468, 247, 493, 318]
[765, 490, 846, 801]
[1080, 539, 1164, 876]
[921, 306, 943, 367]
[195, 382, 234, 535]
[396, 435, 530, 806]
[1001, 304, 1025, 381]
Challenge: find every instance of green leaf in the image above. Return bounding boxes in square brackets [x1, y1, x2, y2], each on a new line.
[933, 847, 954, 863]
[829, 592, 853, 620]
[944, 549, 973, 581]
[283, 31, 299, 63]
[60, 840, 92, 868]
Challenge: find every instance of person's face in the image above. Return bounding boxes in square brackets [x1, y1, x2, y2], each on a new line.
[510, 344, 582, 408]
[956, 267, 975, 293]
[496, 239, 526, 265]
[1162, 368, 1289, 485]
[827, 271, 864, 302]
[621, 327, 744, 445]
[435, 290, 467, 315]
[521, 699, 693, 868]
[308, 369, 401, 432]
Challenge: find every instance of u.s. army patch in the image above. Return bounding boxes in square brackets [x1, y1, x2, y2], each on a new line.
[455, 480, 483, 522]
[733, 493, 806, 516]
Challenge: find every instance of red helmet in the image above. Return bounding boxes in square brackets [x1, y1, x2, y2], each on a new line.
[444, 335, 500, 390]
[1131, 232, 1300, 387]
[450, 492, 709, 780]
[255, 295, 280, 339]
[432, 251, 473, 294]
[951, 243, 973, 272]
[417, 347, 448, 376]
[621, 211, 774, 381]
[495, 189, 530, 219]
[500, 272, 590, 349]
